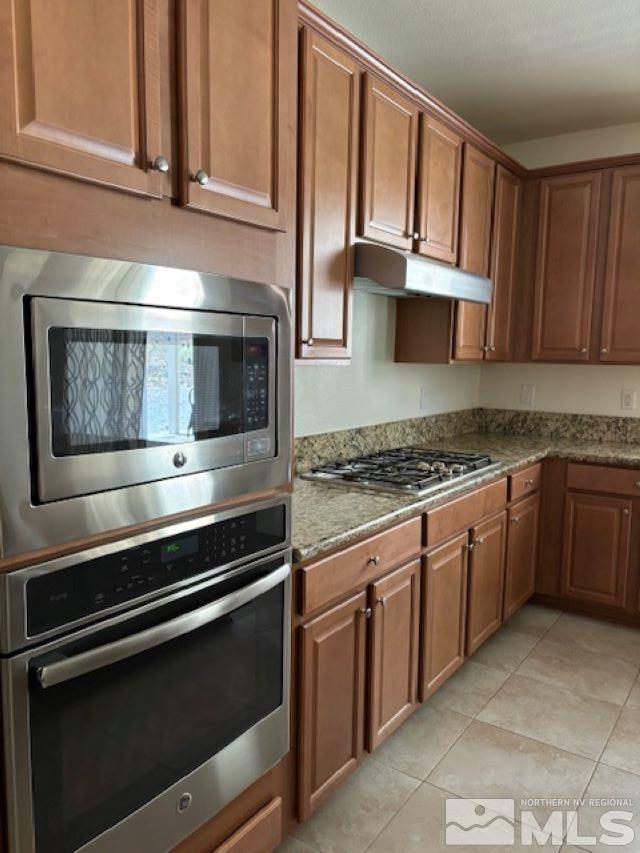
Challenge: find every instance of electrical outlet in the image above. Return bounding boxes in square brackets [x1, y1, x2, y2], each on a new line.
[621, 389, 637, 411]
[520, 384, 535, 406]
[420, 387, 429, 411]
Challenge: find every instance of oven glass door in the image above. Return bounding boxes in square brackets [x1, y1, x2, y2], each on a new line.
[24, 558, 289, 853]
[30, 298, 275, 502]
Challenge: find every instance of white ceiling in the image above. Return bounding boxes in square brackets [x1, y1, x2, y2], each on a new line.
[309, 0, 640, 145]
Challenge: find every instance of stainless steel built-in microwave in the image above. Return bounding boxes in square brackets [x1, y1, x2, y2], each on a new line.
[0, 247, 292, 558]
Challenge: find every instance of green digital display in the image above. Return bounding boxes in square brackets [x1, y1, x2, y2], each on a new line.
[160, 535, 198, 563]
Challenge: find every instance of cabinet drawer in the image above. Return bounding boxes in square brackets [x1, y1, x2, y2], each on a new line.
[299, 516, 422, 615]
[509, 463, 542, 501]
[567, 463, 640, 498]
[214, 797, 282, 853]
[424, 479, 507, 546]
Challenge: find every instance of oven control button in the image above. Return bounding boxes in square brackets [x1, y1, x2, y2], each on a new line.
[177, 793, 193, 813]
[173, 451, 187, 468]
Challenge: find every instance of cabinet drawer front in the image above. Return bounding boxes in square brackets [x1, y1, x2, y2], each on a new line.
[299, 516, 422, 614]
[425, 479, 507, 546]
[567, 463, 640, 498]
[509, 463, 542, 501]
[214, 797, 282, 853]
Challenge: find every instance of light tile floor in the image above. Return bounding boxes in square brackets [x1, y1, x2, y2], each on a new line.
[279, 605, 640, 852]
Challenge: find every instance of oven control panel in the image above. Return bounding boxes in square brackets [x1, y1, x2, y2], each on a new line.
[26, 503, 287, 638]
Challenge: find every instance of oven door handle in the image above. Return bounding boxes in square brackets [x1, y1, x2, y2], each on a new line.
[35, 562, 291, 689]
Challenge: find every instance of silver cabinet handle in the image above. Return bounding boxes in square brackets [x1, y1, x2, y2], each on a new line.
[360, 607, 373, 619]
[465, 541, 475, 551]
[150, 155, 170, 173]
[601, 348, 608, 354]
[302, 338, 315, 346]
[35, 562, 291, 689]
[193, 169, 209, 186]
[511, 516, 520, 524]
[474, 537, 485, 547]
[367, 555, 381, 566]
[377, 596, 387, 607]
[413, 232, 420, 240]
[525, 479, 534, 486]
[580, 347, 588, 354]
[623, 508, 630, 516]
[635, 482, 640, 490]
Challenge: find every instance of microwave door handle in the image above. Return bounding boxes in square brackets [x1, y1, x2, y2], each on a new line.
[35, 562, 291, 690]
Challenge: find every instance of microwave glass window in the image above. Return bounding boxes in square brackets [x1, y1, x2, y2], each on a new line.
[48, 328, 244, 456]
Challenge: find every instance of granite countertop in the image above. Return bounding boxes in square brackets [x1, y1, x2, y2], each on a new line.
[292, 433, 640, 562]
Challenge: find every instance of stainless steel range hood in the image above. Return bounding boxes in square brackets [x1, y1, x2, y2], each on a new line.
[353, 241, 492, 304]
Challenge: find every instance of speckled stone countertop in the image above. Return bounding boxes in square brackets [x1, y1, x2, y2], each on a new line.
[292, 433, 640, 563]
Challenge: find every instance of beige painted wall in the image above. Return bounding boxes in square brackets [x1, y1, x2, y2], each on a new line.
[503, 121, 640, 168]
[479, 364, 640, 419]
[294, 292, 481, 437]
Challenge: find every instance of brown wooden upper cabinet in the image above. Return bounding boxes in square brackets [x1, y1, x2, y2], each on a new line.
[359, 74, 418, 250]
[0, 0, 164, 197]
[531, 172, 602, 361]
[179, 0, 294, 229]
[599, 166, 640, 363]
[486, 166, 522, 361]
[454, 145, 495, 361]
[297, 29, 359, 360]
[415, 116, 462, 263]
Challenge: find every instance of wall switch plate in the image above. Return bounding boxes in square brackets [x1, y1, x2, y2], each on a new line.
[621, 389, 637, 411]
[420, 387, 429, 411]
[520, 384, 535, 406]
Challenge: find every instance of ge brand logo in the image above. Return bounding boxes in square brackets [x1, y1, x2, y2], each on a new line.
[173, 451, 187, 469]
[177, 793, 193, 813]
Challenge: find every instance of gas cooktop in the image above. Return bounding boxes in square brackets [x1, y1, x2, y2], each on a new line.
[302, 448, 499, 496]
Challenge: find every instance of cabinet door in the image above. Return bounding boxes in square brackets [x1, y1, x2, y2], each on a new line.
[454, 145, 495, 361]
[359, 74, 418, 250]
[486, 166, 522, 361]
[503, 494, 539, 620]
[298, 591, 367, 820]
[466, 511, 507, 655]
[298, 30, 359, 360]
[415, 115, 462, 264]
[561, 492, 632, 609]
[600, 166, 640, 363]
[0, 0, 163, 197]
[368, 560, 420, 751]
[531, 172, 602, 361]
[421, 532, 468, 700]
[179, 0, 295, 229]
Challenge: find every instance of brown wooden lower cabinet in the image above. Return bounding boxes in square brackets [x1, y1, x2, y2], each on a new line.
[298, 590, 367, 820]
[561, 492, 633, 609]
[368, 559, 420, 750]
[421, 532, 469, 700]
[213, 797, 282, 853]
[503, 494, 539, 620]
[466, 511, 507, 654]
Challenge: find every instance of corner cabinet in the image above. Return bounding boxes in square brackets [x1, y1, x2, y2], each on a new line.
[531, 172, 602, 361]
[0, 0, 164, 197]
[178, 0, 295, 229]
[297, 29, 360, 360]
[454, 145, 495, 361]
[599, 166, 640, 363]
[359, 74, 418, 250]
[485, 166, 522, 361]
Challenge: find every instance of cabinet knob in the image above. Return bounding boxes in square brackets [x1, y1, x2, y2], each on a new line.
[465, 541, 475, 551]
[150, 155, 170, 173]
[623, 508, 630, 516]
[525, 479, 534, 486]
[635, 482, 640, 490]
[367, 555, 381, 566]
[193, 169, 209, 186]
[360, 607, 373, 619]
[413, 232, 420, 240]
[490, 346, 496, 351]
[302, 338, 315, 347]
[482, 346, 489, 352]
[580, 347, 588, 354]
[377, 596, 387, 608]
[601, 347, 608, 354]
[474, 537, 485, 547]
[511, 516, 520, 524]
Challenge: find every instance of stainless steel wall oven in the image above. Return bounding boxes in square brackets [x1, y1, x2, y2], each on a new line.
[0, 246, 292, 557]
[0, 496, 291, 852]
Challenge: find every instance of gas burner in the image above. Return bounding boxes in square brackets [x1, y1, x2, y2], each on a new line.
[303, 448, 499, 496]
